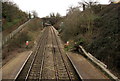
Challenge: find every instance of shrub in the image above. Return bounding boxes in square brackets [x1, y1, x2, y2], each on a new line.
[9, 31, 31, 48]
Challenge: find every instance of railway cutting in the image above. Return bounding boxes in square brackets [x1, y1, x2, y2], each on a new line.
[15, 26, 80, 81]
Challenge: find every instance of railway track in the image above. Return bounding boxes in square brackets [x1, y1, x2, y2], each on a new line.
[51, 27, 78, 80]
[14, 26, 81, 81]
[15, 27, 49, 80]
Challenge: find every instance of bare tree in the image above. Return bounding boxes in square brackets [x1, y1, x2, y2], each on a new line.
[32, 10, 38, 18]
[67, 6, 80, 15]
[49, 12, 55, 18]
[28, 12, 32, 19]
[56, 12, 61, 18]
[78, 0, 98, 10]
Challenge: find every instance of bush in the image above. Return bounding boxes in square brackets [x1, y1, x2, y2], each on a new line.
[27, 18, 42, 31]
[59, 3, 120, 76]
[2, 1, 28, 31]
[9, 32, 31, 48]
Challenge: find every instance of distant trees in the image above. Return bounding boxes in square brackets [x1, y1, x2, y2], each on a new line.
[28, 12, 32, 19]
[60, 0, 101, 42]
[32, 10, 38, 18]
[27, 10, 38, 19]
[47, 12, 61, 18]
[49, 13, 55, 17]
[56, 13, 61, 18]
[65, 2, 98, 36]
[67, 6, 80, 15]
[44, 12, 62, 26]
[78, 0, 98, 10]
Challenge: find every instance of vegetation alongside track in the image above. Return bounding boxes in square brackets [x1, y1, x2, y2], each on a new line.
[56, 3, 120, 77]
[2, 0, 43, 64]
[2, 1, 28, 35]
[2, 0, 120, 79]
[2, 18, 43, 64]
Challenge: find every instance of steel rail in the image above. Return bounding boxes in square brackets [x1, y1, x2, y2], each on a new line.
[50, 27, 72, 81]
[50, 27, 59, 81]
[25, 27, 48, 81]
[14, 27, 47, 81]
[39, 27, 49, 80]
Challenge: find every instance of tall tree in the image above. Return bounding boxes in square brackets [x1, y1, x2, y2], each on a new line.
[78, 0, 98, 10]
[50, 13, 55, 17]
[67, 6, 80, 15]
[28, 12, 31, 19]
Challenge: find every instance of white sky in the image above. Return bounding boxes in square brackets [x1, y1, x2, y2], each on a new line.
[10, 0, 110, 17]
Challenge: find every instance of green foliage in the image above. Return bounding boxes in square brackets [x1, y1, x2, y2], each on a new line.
[2, 1, 28, 31]
[6, 18, 42, 50]
[44, 12, 62, 26]
[60, 7, 97, 42]
[75, 38, 84, 45]
[59, 3, 120, 75]
[3, 19, 21, 30]
[9, 31, 31, 48]
[86, 4, 120, 73]
[91, 4, 103, 14]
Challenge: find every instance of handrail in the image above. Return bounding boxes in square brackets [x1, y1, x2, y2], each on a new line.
[79, 45, 119, 81]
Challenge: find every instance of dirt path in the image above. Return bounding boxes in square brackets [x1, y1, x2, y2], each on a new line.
[1, 51, 31, 79]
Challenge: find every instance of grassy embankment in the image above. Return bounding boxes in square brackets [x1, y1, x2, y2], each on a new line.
[2, 1, 28, 36]
[2, 1, 44, 65]
[2, 18, 43, 65]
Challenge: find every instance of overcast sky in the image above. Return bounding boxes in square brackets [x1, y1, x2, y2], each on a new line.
[10, 0, 110, 17]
